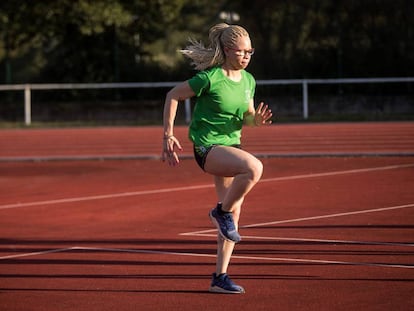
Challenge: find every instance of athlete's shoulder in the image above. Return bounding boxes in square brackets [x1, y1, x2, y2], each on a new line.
[188, 67, 222, 95]
[191, 66, 220, 81]
[242, 69, 255, 81]
[202, 66, 223, 78]
[242, 70, 256, 88]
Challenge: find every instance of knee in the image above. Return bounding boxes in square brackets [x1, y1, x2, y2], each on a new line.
[247, 158, 263, 183]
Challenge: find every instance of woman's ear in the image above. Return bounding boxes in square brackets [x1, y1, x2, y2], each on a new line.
[223, 46, 229, 55]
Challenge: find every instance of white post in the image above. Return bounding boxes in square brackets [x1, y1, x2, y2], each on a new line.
[302, 80, 309, 119]
[24, 84, 31, 126]
[184, 98, 191, 124]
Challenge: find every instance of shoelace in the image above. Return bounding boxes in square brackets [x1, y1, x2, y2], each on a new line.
[219, 274, 236, 287]
[221, 213, 236, 230]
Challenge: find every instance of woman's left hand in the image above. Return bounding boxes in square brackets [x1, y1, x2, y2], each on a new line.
[254, 102, 273, 126]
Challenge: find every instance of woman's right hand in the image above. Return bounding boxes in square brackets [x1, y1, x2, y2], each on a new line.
[162, 135, 183, 166]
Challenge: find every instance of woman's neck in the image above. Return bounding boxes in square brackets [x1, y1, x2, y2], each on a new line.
[221, 65, 242, 82]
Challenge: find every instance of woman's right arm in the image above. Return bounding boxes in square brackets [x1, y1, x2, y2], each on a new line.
[162, 81, 195, 166]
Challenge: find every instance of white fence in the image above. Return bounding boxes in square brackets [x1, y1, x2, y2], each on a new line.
[0, 77, 413, 125]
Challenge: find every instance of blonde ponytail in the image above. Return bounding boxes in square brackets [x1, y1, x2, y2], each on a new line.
[180, 23, 250, 71]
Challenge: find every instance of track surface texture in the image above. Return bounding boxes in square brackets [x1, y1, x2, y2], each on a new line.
[0, 122, 413, 311]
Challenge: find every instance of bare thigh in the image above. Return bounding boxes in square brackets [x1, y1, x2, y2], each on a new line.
[204, 145, 263, 178]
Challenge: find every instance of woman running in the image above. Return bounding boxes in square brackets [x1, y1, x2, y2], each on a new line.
[162, 23, 272, 294]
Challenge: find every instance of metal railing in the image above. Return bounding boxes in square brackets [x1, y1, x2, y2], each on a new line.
[1, 77, 413, 125]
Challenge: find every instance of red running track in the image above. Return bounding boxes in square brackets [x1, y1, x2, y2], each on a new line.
[0, 122, 413, 160]
[0, 122, 413, 311]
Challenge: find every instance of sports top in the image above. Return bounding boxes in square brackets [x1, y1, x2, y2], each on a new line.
[188, 66, 256, 147]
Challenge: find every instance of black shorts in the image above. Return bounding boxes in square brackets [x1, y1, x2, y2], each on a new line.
[193, 144, 242, 171]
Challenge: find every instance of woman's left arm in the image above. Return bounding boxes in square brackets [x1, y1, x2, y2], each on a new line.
[244, 100, 273, 126]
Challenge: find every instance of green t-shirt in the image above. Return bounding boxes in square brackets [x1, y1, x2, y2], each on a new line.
[188, 66, 256, 146]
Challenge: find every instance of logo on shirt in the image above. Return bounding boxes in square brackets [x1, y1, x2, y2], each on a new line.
[245, 89, 251, 103]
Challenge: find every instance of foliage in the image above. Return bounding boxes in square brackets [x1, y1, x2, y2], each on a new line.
[0, 0, 413, 84]
[236, 0, 414, 78]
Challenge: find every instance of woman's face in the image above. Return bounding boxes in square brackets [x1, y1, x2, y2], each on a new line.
[224, 36, 254, 70]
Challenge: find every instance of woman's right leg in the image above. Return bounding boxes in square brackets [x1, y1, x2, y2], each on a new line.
[204, 145, 263, 213]
[214, 176, 243, 276]
[209, 175, 245, 293]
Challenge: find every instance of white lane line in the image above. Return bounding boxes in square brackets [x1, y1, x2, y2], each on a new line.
[73, 246, 412, 269]
[7, 246, 412, 269]
[260, 163, 414, 184]
[243, 203, 414, 228]
[1, 246, 412, 269]
[180, 203, 414, 236]
[228, 254, 413, 269]
[1, 163, 413, 211]
[0, 184, 214, 210]
[185, 233, 414, 247]
[0, 247, 76, 260]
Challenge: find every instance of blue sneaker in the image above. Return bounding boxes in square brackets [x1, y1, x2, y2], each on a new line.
[209, 273, 245, 294]
[209, 206, 241, 243]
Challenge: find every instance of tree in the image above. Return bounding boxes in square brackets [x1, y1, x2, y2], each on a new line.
[0, 0, 413, 83]
[235, 0, 414, 78]
[0, 0, 133, 83]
